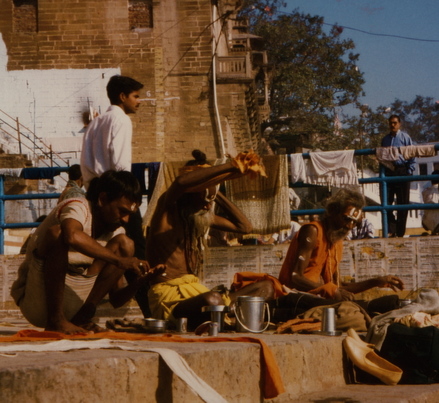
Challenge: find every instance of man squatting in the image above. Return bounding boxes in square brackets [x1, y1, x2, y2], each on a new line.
[11, 170, 165, 335]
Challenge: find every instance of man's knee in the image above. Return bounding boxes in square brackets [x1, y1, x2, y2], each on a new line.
[108, 234, 135, 256]
[256, 280, 275, 300]
[202, 291, 224, 306]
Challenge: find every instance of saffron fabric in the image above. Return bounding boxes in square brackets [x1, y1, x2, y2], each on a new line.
[278, 221, 343, 299]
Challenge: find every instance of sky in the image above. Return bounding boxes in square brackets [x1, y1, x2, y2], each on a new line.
[281, 0, 439, 113]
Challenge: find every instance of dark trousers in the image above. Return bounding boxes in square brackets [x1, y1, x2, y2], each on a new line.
[386, 181, 410, 237]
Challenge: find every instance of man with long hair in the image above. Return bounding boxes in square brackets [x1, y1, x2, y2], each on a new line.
[279, 188, 404, 301]
[146, 151, 273, 330]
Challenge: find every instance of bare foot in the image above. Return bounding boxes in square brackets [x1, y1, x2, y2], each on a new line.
[45, 320, 90, 335]
[78, 321, 110, 334]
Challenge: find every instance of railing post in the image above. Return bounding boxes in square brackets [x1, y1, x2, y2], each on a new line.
[16, 117, 22, 154]
[379, 165, 389, 238]
[0, 175, 4, 254]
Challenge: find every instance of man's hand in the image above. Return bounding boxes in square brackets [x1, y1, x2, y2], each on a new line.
[117, 257, 151, 276]
[376, 275, 404, 292]
[137, 264, 167, 287]
[335, 288, 355, 301]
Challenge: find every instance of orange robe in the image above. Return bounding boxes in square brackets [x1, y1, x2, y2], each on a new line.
[278, 221, 343, 298]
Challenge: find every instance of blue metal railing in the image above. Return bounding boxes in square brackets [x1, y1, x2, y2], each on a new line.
[1, 147, 439, 253]
[291, 145, 439, 237]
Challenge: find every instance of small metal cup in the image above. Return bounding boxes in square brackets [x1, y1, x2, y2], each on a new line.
[176, 317, 187, 333]
[209, 322, 219, 336]
[321, 307, 336, 333]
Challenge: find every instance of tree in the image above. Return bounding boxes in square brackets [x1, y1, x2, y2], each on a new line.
[239, 4, 365, 153]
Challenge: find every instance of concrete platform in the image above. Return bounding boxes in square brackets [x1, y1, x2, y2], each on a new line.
[1, 315, 439, 403]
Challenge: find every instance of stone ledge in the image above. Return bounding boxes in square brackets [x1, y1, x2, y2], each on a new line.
[2, 332, 436, 402]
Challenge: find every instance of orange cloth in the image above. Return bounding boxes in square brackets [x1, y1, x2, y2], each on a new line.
[278, 221, 343, 298]
[275, 318, 321, 334]
[1, 329, 285, 399]
[231, 271, 286, 298]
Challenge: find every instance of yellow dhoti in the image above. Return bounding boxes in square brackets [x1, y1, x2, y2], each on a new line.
[148, 274, 231, 322]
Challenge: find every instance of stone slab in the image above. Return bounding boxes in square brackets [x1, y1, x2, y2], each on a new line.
[1, 322, 438, 403]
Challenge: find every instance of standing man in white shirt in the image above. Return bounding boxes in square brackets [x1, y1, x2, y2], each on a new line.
[80, 75, 149, 314]
[81, 75, 144, 189]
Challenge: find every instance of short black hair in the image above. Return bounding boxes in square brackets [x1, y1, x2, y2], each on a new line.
[388, 114, 401, 123]
[106, 75, 144, 105]
[86, 170, 142, 206]
[68, 164, 82, 181]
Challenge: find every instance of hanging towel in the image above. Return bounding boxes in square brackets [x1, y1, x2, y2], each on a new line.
[307, 150, 358, 186]
[375, 147, 401, 171]
[226, 154, 290, 234]
[400, 144, 436, 160]
[0, 168, 22, 177]
[289, 153, 307, 183]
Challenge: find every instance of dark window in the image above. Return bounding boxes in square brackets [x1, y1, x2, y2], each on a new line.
[419, 163, 428, 176]
[129, 0, 153, 30]
[13, 0, 38, 33]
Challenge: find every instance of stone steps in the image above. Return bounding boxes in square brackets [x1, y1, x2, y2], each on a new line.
[1, 327, 439, 402]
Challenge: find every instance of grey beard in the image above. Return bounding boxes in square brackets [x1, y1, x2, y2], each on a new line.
[328, 226, 350, 244]
[190, 207, 216, 239]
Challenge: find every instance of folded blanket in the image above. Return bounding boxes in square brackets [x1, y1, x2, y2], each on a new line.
[400, 144, 436, 159]
[375, 147, 400, 171]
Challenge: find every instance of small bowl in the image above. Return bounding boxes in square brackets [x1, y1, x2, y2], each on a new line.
[142, 318, 168, 333]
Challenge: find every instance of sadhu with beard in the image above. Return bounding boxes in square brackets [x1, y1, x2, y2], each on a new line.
[145, 151, 274, 330]
[278, 188, 404, 301]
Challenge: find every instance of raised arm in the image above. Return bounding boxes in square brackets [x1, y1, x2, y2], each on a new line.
[210, 191, 252, 234]
[165, 151, 266, 204]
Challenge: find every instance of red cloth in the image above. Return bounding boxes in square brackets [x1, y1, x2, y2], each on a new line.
[1, 329, 285, 399]
[231, 271, 286, 298]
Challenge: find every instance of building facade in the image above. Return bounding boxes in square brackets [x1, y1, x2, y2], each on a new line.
[0, 0, 270, 165]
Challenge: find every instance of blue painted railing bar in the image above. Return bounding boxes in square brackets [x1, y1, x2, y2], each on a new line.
[1, 146, 439, 254]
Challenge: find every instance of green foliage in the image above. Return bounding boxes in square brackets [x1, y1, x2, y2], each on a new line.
[239, 4, 365, 152]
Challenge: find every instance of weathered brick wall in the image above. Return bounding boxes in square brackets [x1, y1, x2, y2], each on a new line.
[0, 0, 249, 164]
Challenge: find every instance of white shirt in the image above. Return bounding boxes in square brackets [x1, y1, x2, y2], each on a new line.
[278, 221, 301, 244]
[81, 105, 132, 189]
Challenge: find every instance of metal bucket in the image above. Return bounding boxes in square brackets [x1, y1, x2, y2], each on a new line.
[235, 296, 270, 333]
